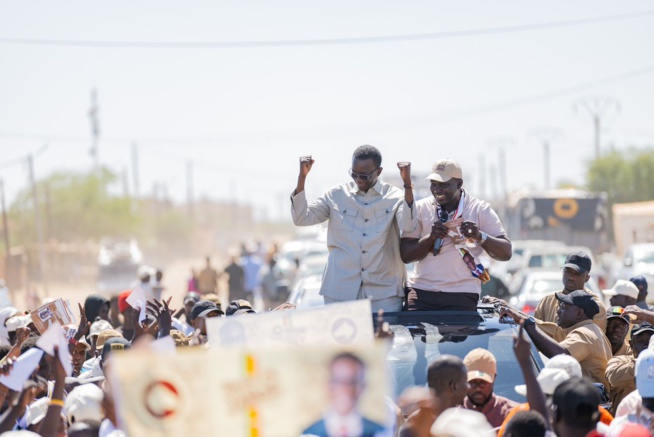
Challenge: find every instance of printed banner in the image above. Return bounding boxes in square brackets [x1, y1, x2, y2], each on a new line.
[206, 300, 375, 349]
[109, 343, 392, 437]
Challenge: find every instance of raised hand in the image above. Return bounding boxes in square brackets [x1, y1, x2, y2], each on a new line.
[298, 155, 315, 177]
[397, 162, 412, 185]
[146, 297, 175, 338]
[75, 303, 90, 340]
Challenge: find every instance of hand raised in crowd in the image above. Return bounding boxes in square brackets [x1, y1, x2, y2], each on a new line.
[75, 303, 90, 340]
[0, 358, 14, 376]
[397, 161, 412, 185]
[146, 297, 176, 338]
[298, 155, 315, 177]
[623, 305, 654, 324]
[132, 305, 159, 340]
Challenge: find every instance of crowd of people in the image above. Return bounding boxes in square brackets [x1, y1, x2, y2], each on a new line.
[0, 144, 652, 436]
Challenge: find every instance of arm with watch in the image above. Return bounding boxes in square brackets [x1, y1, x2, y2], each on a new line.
[499, 305, 569, 358]
[459, 220, 512, 261]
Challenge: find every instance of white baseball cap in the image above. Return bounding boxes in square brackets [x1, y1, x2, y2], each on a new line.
[604, 279, 639, 300]
[515, 354, 581, 396]
[430, 408, 493, 437]
[425, 158, 463, 182]
[65, 383, 104, 425]
[515, 368, 571, 396]
[6, 315, 32, 333]
[89, 319, 113, 338]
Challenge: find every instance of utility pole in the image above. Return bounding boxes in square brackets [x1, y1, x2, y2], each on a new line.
[530, 127, 564, 190]
[88, 88, 100, 170]
[486, 136, 513, 198]
[131, 142, 140, 198]
[186, 160, 194, 219]
[28, 154, 48, 295]
[573, 96, 620, 160]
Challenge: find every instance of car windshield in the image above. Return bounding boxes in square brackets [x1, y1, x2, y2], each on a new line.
[528, 253, 568, 268]
[635, 251, 654, 264]
[526, 278, 562, 295]
[387, 321, 540, 403]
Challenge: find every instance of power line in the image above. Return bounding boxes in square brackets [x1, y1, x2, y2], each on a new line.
[1, 62, 653, 145]
[1, 10, 653, 48]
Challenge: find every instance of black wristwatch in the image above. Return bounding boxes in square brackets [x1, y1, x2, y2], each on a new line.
[523, 316, 536, 327]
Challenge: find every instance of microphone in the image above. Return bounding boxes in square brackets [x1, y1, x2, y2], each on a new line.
[433, 209, 449, 256]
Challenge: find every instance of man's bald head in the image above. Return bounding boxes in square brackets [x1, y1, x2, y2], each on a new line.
[427, 355, 469, 408]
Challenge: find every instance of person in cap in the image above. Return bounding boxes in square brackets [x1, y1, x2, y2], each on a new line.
[606, 322, 654, 415]
[400, 355, 468, 437]
[461, 348, 517, 428]
[291, 146, 417, 312]
[607, 280, 640, 309]
[551, 376, 601, 437]
[499, 354, 582, 437]
[630, 276, 650, 310]
[66, 383, 104, 427]
[87, 319, 113, 352]
[400, 158, 512, 311]
[533, 252, 607, 333]
[500, 290, 612, 388]
[607, 347, 654, 433]
[226, 299, 254, 316]
[190, 300, 223, 336]
[71, 336, 91, 377]
[606, 306, 633, 357]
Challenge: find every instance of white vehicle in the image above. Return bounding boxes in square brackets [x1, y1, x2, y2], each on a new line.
[509, 270, 602, 315]
[287, 275, 324, 309]
[618, 243, 654, 303]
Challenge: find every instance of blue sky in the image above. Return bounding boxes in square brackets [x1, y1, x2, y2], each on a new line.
[0, 0, 653, 220]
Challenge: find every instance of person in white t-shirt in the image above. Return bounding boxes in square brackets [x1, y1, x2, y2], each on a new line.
[400, 158, 512, 311]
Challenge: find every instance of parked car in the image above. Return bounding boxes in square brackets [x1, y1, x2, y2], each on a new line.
[375, 306, 544, 402]
[618, 243, 654, 303]
[509, 270, 602, 315]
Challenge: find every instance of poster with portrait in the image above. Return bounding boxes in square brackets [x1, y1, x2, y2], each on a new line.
[30, 298, 76, 334]
[206, 300, 375, 349]
[109, 343, 392, 437]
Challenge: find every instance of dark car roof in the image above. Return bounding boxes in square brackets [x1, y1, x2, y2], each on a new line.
[375, 305, 544, 403]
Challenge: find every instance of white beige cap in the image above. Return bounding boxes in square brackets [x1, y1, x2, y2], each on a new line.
[604, 279, 639, 300]
[430, 408, 493, 437]
[425, 158, 463, 182]
[515, 368, 571, 396]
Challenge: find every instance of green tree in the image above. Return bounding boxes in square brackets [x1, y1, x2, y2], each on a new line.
[586, 147, 654, 206]
[9, 167, 142, 244]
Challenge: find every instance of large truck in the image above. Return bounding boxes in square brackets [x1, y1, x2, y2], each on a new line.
[612, 201, 654, 258]
[505, 189, 610, 255]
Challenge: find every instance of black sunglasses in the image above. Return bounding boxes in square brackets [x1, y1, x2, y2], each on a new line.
[349, 168, 379, 181]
